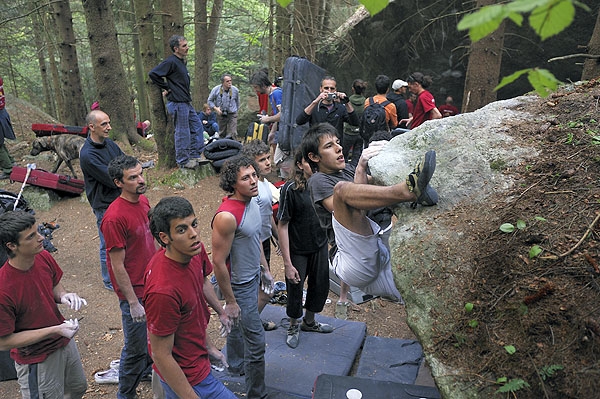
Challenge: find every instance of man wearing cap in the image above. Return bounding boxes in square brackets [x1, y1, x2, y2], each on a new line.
[387, 79, 410, 129]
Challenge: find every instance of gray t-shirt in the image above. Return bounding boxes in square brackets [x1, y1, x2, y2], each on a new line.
[307, 165, 355, 258]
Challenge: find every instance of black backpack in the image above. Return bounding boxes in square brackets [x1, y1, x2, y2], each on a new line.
[360, 97, 391, 143]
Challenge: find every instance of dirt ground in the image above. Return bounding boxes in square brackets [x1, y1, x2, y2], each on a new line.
[2, 79, 600, 398]
[0, 100, 410, 398]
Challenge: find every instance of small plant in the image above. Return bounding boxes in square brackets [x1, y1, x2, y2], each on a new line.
[567, 121, 583, 128]
[529, 245, 542, 259]
[465, 302, 474, 312]
[565, 131, 574, 144]
[499, 219, 526, 233]
[490, 159, 507, 171]
[504, 345, 516, 355]
[539, 364, 564, 380]
[496, 378, 530, 394]
[468, 319, 479, 328]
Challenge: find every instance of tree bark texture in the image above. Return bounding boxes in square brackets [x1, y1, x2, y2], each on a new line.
[582, 6, 600, 81]
[52, 0, 87, 125]
[194, 0, 223, 110]
[81, 0, 137, 147]
[161, 0, 184, 57]
[135, 0, 176, 168]
[31, 7, 56, 118]
[461, 0, 505, 113]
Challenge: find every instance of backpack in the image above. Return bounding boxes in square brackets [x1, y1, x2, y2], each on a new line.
[360, 97, 391, 143]
[245, 122, 268, 144]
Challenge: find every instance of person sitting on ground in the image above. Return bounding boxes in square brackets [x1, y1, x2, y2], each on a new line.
[198, 103, 220, 138]
[144, 196, 235, 399]
[278, 148, 332, 348]
[302, 122, 438, 299]
[0, 211, 88, 399]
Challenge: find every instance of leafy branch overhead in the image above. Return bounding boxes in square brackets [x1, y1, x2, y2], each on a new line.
[276, 0, 389, 15]
[457, 0, 592, 98]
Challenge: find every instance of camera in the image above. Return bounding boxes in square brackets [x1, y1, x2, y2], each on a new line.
[327, 92, 337, 101]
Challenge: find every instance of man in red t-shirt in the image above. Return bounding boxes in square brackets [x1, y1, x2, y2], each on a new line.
[144, 196, 234, 399]
[438, 96, 460, 117]
[0, 211, 87, 398]
[0, 76, 16, 179]
[400, 72, 442, 129]
[101, 155, 159, 398]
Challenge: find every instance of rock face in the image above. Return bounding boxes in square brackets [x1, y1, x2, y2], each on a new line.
[369, 95, 540, 398]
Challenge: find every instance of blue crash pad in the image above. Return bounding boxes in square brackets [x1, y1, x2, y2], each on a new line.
[356, 336, 424, 384]
[212, 304, 366, 398]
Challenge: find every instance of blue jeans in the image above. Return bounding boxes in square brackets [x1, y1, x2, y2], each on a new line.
[226, 274, 267, 399]
[93, 208, 112, 289]
[166, 102, 204, 165]
[118, 300, 152, 399]
[160, 372, 236, 399]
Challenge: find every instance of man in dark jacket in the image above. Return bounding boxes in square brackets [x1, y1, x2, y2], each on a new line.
[80, 109, 124, 290]
[149, 35, 203, 169]
[296, 76, 359, 140]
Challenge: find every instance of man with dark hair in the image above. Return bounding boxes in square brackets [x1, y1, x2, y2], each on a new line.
[296, 76, 359, 140]
[401, 72, 442, 129]
[250, 70, 282, 149]
[149, 35, 204, 169]
[211, 155, 272, 399]
[0, 211, 87, 399]
[101, 155, 158, 399]
[145, 196, 235, 399]
[302, 123, 437, 300]
[364, 74, 398, 130]
[208, 74, 240, 139]
[80, 109, 125, 290]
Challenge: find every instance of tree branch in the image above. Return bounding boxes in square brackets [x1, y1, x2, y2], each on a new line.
[548, 54, 600, 63]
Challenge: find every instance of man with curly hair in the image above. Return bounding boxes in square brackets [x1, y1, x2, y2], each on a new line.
[211, 155, 273, 399]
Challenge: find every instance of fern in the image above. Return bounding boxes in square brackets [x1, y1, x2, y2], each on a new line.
[539, 364, 564, 380]
[496, 378, 530, 393]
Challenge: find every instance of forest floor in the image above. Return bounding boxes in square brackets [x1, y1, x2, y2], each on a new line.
[1, 79, 600, 398]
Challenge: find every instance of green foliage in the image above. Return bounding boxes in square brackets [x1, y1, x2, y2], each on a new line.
[500, 223, 516, 233]
[458, 0, 588, 42]
[496, 378, 530, 394]
[465, 302, 474, 312]
[468, 319, 479, 328]
[539, 364, 564, 380]
[504, 345, 516, 355]
[495, 68, 562, 98]
[529, 245, 542, 258]
[277, 0, 387, 16]
[459, 0, 590, 98]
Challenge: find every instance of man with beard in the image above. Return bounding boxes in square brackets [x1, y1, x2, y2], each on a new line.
[101, 155, 159, 399]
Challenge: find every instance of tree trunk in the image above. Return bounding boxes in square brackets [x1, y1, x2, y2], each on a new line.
[292, 0, 322, 61]
[161, 0, 184, 57]
[274, 3, 291, 75]
[582, 7, 600, 81]
[461, 0, 505, 113]
[194, 0, 224, 109]
[52, 0, 87, 125]
[130, 0, 150, 122]
[31, 7, 55, 118]
[81, 0, 137, 148]
[135, 0, 176, 168]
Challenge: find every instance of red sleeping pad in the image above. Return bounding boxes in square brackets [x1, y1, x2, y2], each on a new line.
[31, 123, 88, 137]
[10, 167, 85, 195]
